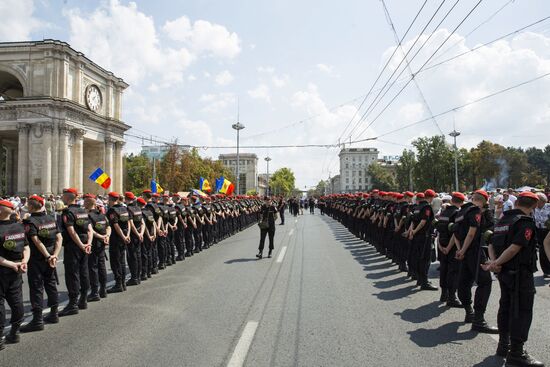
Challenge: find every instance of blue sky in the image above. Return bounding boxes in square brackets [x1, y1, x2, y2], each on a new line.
[3, 0, 550, 189]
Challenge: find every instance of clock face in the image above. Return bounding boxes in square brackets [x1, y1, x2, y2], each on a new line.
[85, 85, 102, 112]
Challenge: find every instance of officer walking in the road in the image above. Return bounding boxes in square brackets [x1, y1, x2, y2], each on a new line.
[20, 195, 62, 332]
[257, 196, 277, 259]
[85, 194, 110, 300]
[277, 196, 286, 225]
[59, 188, 93, 316]
[106, 192, 130, 293]
[484, 191, 545, 367]
[0, 199, 30, 349]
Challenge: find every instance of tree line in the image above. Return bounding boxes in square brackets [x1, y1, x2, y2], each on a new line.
[368, 136, 550, 192]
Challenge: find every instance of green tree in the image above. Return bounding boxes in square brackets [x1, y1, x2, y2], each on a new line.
[411, 136, 454, 191]
[368, 162, 396, 191]
[526, 146, 550, 186]
[396, 149, 416, 191]
[246, 189, 258, 196]
[124, 152, 152, 193]
[270, 168, 296, 196]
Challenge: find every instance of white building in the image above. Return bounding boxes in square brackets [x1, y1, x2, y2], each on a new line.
[339, 147, 379, 192]
[218, 153, 258, 195]
[330, 175, 341, 194]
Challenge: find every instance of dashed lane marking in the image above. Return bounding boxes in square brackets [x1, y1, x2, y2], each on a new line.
[276, 246, 288, 263]
[289, 229, 294, 236]
[227, 321, 259, 367]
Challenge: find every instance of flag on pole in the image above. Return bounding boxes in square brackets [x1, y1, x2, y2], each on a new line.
[215, 176, 224, 192]
[226, 183, 235, 196]
[199, 177, 212, 192]
[151, 180, 164, 194]
[219, 179, 232, 194]
[89, 168, 111, 189]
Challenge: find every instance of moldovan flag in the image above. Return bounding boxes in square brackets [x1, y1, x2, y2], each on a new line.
[89, 168, 111, 189]
[215, 177, 224, 192]
[220, 179, 235, 196]
[151, 180, 164, 194]
[199, 177, 212, 192]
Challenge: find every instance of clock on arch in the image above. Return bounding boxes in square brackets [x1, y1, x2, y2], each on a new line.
[85, 84, 102, 112]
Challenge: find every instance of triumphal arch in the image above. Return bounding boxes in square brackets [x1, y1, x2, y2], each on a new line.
[0, 39, 130, 196]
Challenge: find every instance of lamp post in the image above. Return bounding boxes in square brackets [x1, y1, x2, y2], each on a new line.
[232, 122, 245, 195]
[449, 129, 461, 192]
[265, 156, 271, 196]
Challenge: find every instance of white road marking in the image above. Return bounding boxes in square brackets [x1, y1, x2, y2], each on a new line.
[227, 321, 259, 367]
[289, 229, 294, 236]
[276, 246, 288, 263]
[489, 334, 499, 343]
[295, 219, 297, 223]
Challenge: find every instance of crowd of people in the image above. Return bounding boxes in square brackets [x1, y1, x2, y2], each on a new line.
[322, 188, 549, 367]
[0, 189, 265, 351]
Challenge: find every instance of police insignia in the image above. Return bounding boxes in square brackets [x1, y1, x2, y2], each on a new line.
[525, 228, 533, 241]
[475, 214, 481, 223]
[3, 240, 16, 251]
[38, 228, 50, 237]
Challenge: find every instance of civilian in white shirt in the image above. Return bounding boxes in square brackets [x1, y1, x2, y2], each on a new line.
[502, 193, 514, 212]
[534, 192, 550, 278]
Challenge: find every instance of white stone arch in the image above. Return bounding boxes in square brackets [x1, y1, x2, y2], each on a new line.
[0, 64, 28, 97]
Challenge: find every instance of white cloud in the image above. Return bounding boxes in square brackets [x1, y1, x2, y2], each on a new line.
[316, 63, 334, 74]
[272, 74, 290, 88]
[163, 16, 241, 59]
[0, 0, 43, 41]
[257, 66, 275, 74]
[248, 84, 271, 103]
[188, 74, 197, 81]
[215, 70, 234, 86]
[199, 92, 235, 113]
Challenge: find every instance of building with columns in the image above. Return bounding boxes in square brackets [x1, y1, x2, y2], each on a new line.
[0, 40, 130, 196]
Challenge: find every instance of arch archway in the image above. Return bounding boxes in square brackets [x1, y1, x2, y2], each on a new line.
[0, 66, 26, 99]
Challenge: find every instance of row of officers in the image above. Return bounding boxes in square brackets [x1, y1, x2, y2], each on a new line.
[0, 189, 263, 351]
[324, 189, 546, 367]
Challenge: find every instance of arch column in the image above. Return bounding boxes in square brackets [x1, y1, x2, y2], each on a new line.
[72, 129, 85, 193]
[16, 123, 30, 195]
[114, 141, 125, 193]
[58, 123, 72, 192]
[41, 123, 54, 195]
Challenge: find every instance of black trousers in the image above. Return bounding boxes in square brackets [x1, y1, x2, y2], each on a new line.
[27, 256, 58, 312]
[151, 237, 158, 270]
[141, 237, 152, 276]
[184, 229, 194, 253]
[109, 242, 127, 284]
[310, 206, 314, 214]
[497, 271, 535, 343]
[157, 234, 166, 266]
[439, 247, 459, 293]
[166, 230, 176, 261]
[0, 270, 24, 335]
[414, 235, 432, 285]
[279, 210, 285, 224]
[88, 243, 107, 293]
[64, 243, 90, 301]
[127, 236, 142, 280]
[193, 229, 203, 251]
[175, 227, 185, 258]
[536, 228, 550, 274]
[458, 248, 492, 314]
[259, 227, 275, 252]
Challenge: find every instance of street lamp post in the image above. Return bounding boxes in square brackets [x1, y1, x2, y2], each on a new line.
[232, 122, 245, 195]
[449, 129, 461, 192]
[265, 156, 271, 196]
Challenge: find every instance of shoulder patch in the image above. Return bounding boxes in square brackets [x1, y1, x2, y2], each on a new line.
[525, 228, 533, 241]
[474, 213, 481, 224]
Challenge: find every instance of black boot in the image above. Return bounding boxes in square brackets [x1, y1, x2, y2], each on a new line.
[420, 282, 438, 291]
[506, 341, 545, 367]
[87, 291, 101, 302]
[43, 305, 59, 324]
[99, 286, 107, 299]
[256, 251, 263, 259]
[107, 282, 124, 294]
[268, 250, 272, 258]
[126, 278, 139, 286]
[464, 305, 475, 323]
[496, 333, 510, 357]
[446, 292, 462, 308]
[471, 312, 498, 334]
[78, 294, 88, 310]
[5, 326, 20, 344]
[0, 336, 4, 351]
[20, 311, 44, 333]
[58, 300, 79, 317]
[439, 288, 449, 302]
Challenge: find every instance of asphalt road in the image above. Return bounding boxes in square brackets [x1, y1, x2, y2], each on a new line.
[1, 212, 549, 367]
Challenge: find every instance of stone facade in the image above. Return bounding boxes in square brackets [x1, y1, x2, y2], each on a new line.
[0, 40, 130, 196]
[338, 148, 379, 193]
[218, 153, 258, 195]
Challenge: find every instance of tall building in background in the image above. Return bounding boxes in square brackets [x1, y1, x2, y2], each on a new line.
[338, 147, 379, 193]
[218, 153, 258, 195]
[141, 144, 191, 160]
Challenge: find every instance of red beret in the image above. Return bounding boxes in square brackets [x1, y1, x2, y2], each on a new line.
[142, 189, 152, 194]
[404, 191, 414, 198]
[395, 193, 404, 200]
[424, 189, 436, 198]
[152, 193, 160, 198]
[379, 191, 387, 196]
[162, 194, 169, 198]
[372, 189, 379, 194]
[108, 192, 120, 199]
[29, 195, 45, 206]
[172, 193, 181, 198]
[137, 197, 147, 205]
[63, 188, 78, 195]
[451, 192, 465, 201]
[83, 193, 96, 199]
[474, 189, 489, 201]
[519, 191, 539, 200]
[416, 193, 425, 199]
[0, 200, 14, 209]
[124, 192, 136, 200]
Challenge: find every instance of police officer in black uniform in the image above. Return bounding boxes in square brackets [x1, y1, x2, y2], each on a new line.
[138, 197, 155, 279]
[0, 199, 30, 348]
[484, 191, 544, 366]
[453, 189, 497, 333]
[143, 191, 162, 274]
[126, 191, 144, 285]
[437, 192, 464, 307]
[59, 188, 93, 316]
[85, 194, 110, 300]
[20, 195, 62, 332]
[157, 194, 169, 268]
[172, 194, 186, 261]
[165, 194, 178, 262]
[106, 191, 131, 293]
